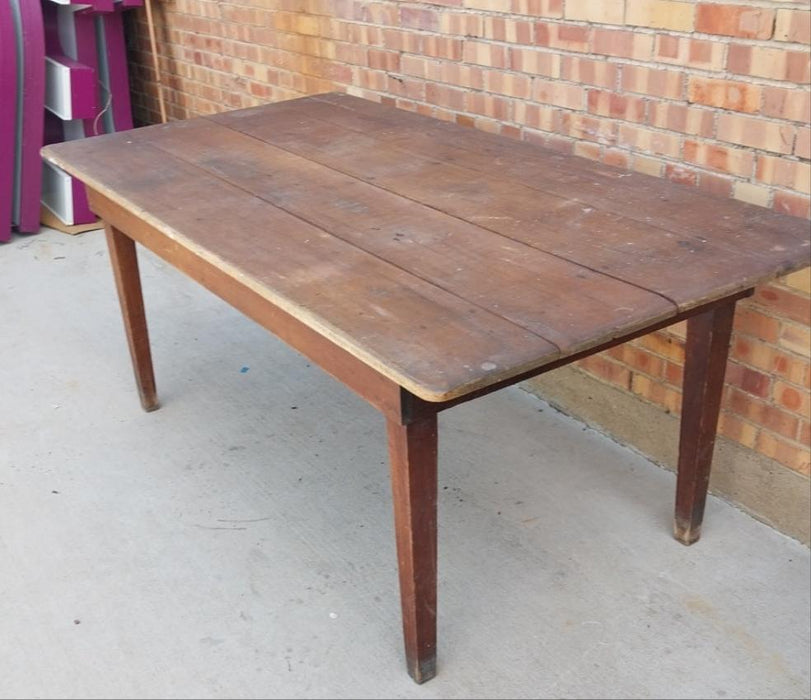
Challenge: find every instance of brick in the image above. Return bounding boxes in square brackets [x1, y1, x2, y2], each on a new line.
[718, 413, 759, 449]
[466, 92, 512, 121]
[603, 147, 630, 169]
[796, 127, 811, 160]
[400, 6, 439, 31]
[510, 0, 564, 18]
[386, 74, 425, 100]
[574, 141, 602, 161]
[622, 65, 684, 100]
[754, 284, 811, 330]
[531, 131, 575, 154]
[425, 83, 467, 112]
[561, 56, 617, 88]
[619, 125, 681, 158]
[774, 380, 811, 417]
[368, 49, 400, 72]
[717, 114, 795, 155]
[665, 163, 697, 186]
[687, 76, 761, 114]
[654, 35, 726, 71]
[633, 153, 664, 177]
[762, 87, 811, 124]
[727, 44, 811, 83]
[684, 139, 754, 177]
[381, 28, 421, 53]
[774, 191, 811, 219]
[734, 306, 781, 343]
[593, 28, 654, 60]
[728, 388, 799, 440]
[696, 3, 775, 39]
[440, 62, 484, 90]
[755, 432, 810, 475]
[483, 70, 533, 99]
[756, 155, 811, 195]
[440, 11, 483, 36]
[534, 79, 585, 110]
[608, 344, 665, 378]
[565, 0, 624, 25]
[514, 102, 560, 131]
[561, 112, 618, 145]
[587, 90, 647, 122]
[626, 1, 695, 32]
[648, 102, 714, 138]
[483, 16, 533, 43]
[662, 358, 684, 386]
[726, 363, 772, 398]
[631, 373, 682, 414]
[465, 0, 509, 9]
[462, 41, 509, 68]
[698, 171, 734, 198]
[782, 268, 811, 295]
[422, 35, 464, 60]
[510, 48, 561, 78]
[534, 21, 590, 53]
[774, 9, 811, 44]
[779, 322, 811, 357]
[733, 181, 772, 208]
[500, 123, 522, 140]
[638, 331, 686, 363]
[733, 333, 810, 387]
[800, 421, 811, 447]
[580, 354, 632, 389]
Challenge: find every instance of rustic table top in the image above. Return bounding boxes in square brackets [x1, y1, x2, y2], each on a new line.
[42, 92, 810, 402]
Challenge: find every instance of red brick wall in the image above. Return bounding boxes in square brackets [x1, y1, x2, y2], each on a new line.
[127, 0, 811, 476]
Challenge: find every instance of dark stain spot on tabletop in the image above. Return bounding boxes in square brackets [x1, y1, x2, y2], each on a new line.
[73, 619, 81, 625]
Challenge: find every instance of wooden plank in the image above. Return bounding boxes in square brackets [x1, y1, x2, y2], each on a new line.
[123, 117, 674, 354]
[313, 93, 811, 255]
[40, 204, 100, 235]
[43, 138, 559, 402]
[210, 100, 810, 312]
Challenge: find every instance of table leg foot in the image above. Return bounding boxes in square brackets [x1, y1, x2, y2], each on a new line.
[387, 414, 438, 685]
[674, 299, 737, 545]
[673, 519, 701, 546]
[409, 654, 437, 684]
[105, 223, 159, 412]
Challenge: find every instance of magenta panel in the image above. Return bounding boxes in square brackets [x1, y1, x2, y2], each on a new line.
[0, 0, 17, 242]
[16, 0, 46, 234]
[103, 6, 134, 131]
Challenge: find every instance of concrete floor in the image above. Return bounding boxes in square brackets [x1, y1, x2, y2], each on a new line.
[1, 226, 809, 699]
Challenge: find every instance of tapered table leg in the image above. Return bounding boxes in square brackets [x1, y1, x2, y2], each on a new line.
[387, 414, 438, 684]
[105, 224, 159, 412]
[674, 299, 737, 545]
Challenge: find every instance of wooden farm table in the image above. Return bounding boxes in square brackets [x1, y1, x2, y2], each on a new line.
[42, 93, 810, 683]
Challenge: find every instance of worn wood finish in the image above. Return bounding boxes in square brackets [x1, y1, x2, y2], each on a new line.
[90, 191, 412, 425]
[211, 100, 810, 311]
[312, 93, 811, 256]
[125, 118, 674, 352]
[40, 93, 811, 684]
[674, 300, 737, 545]
[387, 410, 438, 684]
[46, 139, 559, 402]
[104, 223, 158, 412]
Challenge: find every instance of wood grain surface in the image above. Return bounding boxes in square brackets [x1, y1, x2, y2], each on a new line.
[42, 93, 811, 401]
